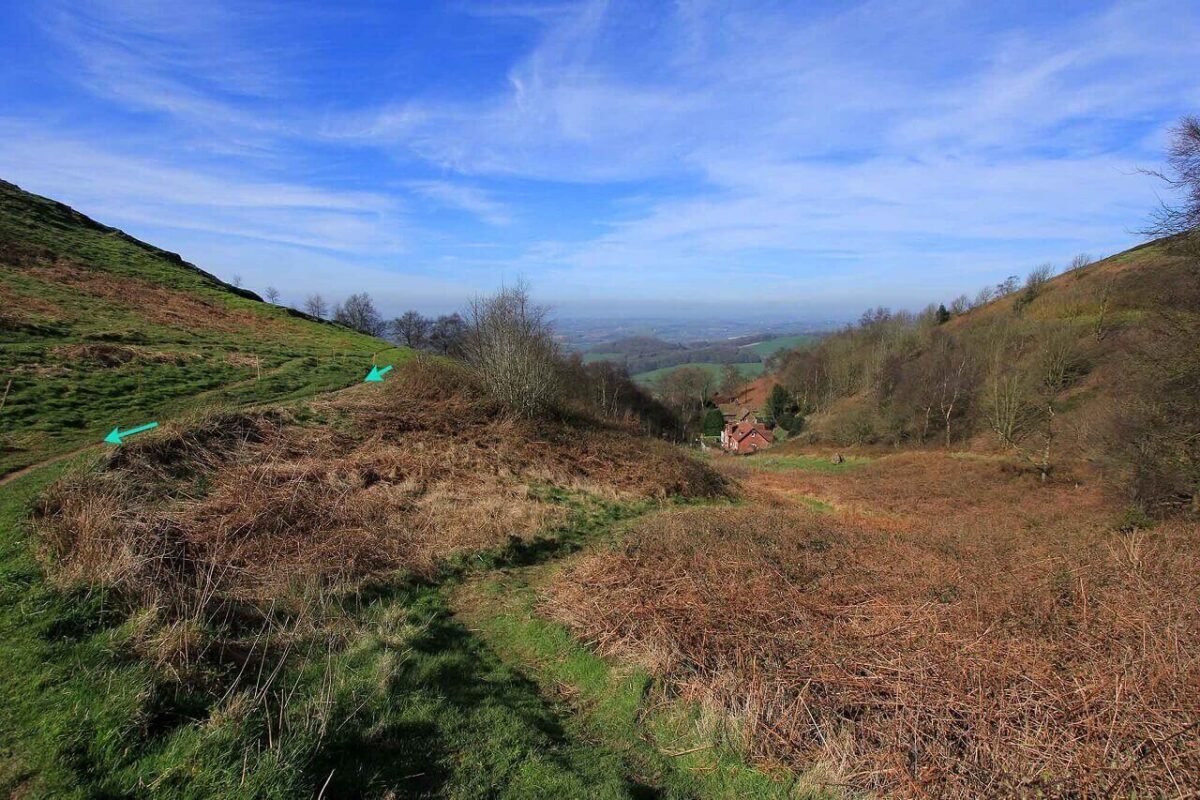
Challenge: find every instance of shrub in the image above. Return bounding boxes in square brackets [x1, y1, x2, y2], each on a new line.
[459, 283, 562, 419]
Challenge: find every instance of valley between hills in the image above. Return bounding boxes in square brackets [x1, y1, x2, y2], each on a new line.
[1, 174, 1198, 800]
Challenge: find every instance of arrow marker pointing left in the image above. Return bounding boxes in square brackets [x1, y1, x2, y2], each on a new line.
[364, 365, 393, 382]
[104, 421, 159, 445]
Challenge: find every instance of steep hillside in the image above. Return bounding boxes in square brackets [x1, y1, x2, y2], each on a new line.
[0, 180, 401, 476]
[769, 239, 1200, 512]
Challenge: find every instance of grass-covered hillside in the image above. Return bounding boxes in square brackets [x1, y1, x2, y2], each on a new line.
[0, 179, 403, 477]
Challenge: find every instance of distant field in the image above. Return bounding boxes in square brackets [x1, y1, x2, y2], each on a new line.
[633, 361, 763, 386]
[580, 351, 622, 364]
[741, 333, 818, 358]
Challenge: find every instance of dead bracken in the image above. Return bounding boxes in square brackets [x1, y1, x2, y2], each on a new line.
[541, 458, 1200, 798]
[34, 359, 727, 611]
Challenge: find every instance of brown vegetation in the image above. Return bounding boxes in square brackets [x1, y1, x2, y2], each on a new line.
[25, 261, 289, 335]
[50, 343, 196, 366]
[542, 454, 1200, 797]
[34, 359, 726, 613]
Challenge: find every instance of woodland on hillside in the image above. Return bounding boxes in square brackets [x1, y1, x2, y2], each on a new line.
[756, 118, 1200, 515]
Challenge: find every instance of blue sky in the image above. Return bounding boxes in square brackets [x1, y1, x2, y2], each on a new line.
[0, 1, 1195, 321]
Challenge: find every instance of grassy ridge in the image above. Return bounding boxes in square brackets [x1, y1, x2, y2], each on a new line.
[0, 179, 403, 475]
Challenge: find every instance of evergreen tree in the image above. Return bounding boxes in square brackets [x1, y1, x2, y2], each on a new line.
[702, 407, 725, 436]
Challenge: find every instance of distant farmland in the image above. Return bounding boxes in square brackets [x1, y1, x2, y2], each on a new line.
[633, 361, 763, 386]
[741, 333, 818, 358]
[617, 333, 818, 387]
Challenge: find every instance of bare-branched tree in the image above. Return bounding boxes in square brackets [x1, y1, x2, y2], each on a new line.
[333, 293, 385, 336]
[304, 293, 328, 319]
[428, 313, 467, 355]
[460, 283, 562, 418]
[719, 363, 742, 396]
[263, 286, 280, 304]
[1140, 115, 1200, 249]
[392, 310, 431, 349]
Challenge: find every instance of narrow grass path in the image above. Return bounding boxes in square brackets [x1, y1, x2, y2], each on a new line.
[447, 501, 831, 800]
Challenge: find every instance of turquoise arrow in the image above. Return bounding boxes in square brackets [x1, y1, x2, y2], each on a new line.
[364, 364, 393, 382]
[104, 422, 158, 445]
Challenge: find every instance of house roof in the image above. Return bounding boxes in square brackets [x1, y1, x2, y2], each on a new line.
[718, 403, 756, 422]
[726, 421, 774, 444]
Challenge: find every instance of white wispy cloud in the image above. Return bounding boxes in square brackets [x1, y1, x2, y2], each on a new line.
[406, 181, 512, 226]
[0, 122, 406, 255]
[339, 0, 1193, 308]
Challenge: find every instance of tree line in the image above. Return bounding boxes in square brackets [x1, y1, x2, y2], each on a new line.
[293, 292, 468, 355]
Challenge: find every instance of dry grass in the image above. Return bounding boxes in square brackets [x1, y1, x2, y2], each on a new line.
[26, 261, 289, 334]
[34, 359, 726, 613]
[542, 453, 1200, 797]
[50, 343, 196, 366]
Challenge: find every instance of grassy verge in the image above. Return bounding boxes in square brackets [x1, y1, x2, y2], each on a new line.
[454, 570, 828, 800]
[449, 501, 831, 799]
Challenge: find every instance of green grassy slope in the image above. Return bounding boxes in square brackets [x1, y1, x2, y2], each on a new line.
[743, 333, 818, 359]
[634, 360, 763, 386]
[0, 179, 403, 476]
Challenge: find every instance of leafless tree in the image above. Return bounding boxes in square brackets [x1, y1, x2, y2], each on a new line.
[1027, 327, 1080, 481]
[1094, 277, 1116, 341]
[983, 321, 1033, 455]
[1015, 263, 1057, 313]
[1025, 263, 1056, 293]
[460, 282, 562, 418]
[984, 322, 1079, 482]
[428, 313, 467, 355]
[333, 293, 386, 336]
[972, 285, 995, 309]
[231, 274, 243, 288]
[263, 286, 280, 304]
[1069, 253, 1093, 272]
[658, 365, 716, 413]
[932, 337, 973, 447]
[391, 310, 431, 348]
[304, 293, 328, 319]
[1139, 115, 1200, 248]
[719, 363, 742, 396]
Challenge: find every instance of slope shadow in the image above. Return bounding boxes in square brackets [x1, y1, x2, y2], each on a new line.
[306, 586, 665, 799]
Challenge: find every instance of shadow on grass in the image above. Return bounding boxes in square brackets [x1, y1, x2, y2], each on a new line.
[307, 584, 664, 799]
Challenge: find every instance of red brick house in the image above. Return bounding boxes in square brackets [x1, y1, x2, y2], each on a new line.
[720, 419, 774, 454]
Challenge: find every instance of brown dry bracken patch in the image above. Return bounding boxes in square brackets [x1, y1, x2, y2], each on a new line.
[542, 453, 1200, 798]
[33, 359, 727, 609]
